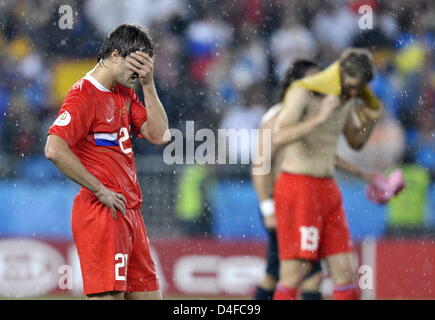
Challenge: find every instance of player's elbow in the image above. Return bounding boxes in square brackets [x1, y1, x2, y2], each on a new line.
[151, 138, 169, 146]
[141, 125, 171, 145]
[148, 135, 170, 146]
[150, 128, 171, 145]
[44, 143, 58, 162]
[44, 137, 62, 163]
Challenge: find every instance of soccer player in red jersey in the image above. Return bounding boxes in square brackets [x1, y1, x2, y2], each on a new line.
[45, 24, 169, 300]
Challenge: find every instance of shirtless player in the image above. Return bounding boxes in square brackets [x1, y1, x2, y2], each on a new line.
[252, 59, 376, 300]
[271, 48, 382, 300]
[252, 60, 323, 300]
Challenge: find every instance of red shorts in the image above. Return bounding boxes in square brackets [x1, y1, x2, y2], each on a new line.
[274, 172, 353, 261]
[72, 189, 159, 295]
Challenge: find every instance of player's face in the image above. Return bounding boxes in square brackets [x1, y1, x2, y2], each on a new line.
[341, 74, 365, 97]
[112, 56, 138, 88]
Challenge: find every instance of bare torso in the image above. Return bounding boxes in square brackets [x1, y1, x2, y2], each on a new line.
[279, 93, 354, 177]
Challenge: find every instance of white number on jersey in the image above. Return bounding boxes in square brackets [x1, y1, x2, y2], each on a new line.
[299, 226, 319, 252]
[115, 253, 128, 281]
[118, 127, 132, 154]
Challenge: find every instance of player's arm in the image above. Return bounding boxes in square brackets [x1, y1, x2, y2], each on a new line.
[252, 113, 276, 228]
[139, 84, 170, 145]
[272, 88, 339, 149]
[343, 100, 383, 150]
[126, 51, 169, 145]
[45, 134, 126, 219]
[334, 155, 374, 183]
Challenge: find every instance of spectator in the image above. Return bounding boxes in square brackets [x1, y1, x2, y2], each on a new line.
[414, 108, 435, 176]
[230, 22, 269, 91]
[0, 0, 433, 184]
[220, 83, 266, 163]
[85, 0, 186, 36]
[185, 8, 233, 83]
[270, 11, 317, 79]
[175, 164, 215, 237]
[312, 0, 358, 62]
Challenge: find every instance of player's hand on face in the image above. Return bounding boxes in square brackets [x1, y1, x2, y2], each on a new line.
[264, 215, 276, 230]
[318, 95, 341, 123]
[126, 51, 154, 86]
[94, 186, 127, 219]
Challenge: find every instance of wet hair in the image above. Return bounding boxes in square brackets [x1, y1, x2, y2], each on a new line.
[339, 48, 374, 84]
[279, 59, 319, 101]
[97, 23, 154, 62]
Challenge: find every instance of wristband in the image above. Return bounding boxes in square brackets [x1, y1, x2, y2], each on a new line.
[260, 199, 275, 217]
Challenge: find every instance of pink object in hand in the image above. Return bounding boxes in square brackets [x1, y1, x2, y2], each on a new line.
[365, 169, 406, 204]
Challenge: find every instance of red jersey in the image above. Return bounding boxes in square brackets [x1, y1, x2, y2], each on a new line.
[48, 74, 147, 209]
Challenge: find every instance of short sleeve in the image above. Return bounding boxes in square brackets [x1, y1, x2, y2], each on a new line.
[48, 86, 94, 147]
[129, 90, 147, 137]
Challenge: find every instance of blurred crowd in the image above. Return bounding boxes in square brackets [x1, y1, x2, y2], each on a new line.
[0, 0, 434, 180]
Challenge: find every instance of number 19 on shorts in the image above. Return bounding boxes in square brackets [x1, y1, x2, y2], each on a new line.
[115, 253, 128, 281]
[299, 226, 319, 251]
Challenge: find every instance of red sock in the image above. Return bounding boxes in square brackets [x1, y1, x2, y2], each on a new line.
[332, 282, 360, 300]
[273, 284, 298, 300]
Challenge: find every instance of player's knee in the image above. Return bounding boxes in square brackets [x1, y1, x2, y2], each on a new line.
[279, 260, 307, 287]
[332, 265, 355, 284]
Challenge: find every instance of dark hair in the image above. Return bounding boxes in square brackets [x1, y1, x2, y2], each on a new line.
[352, 29, 393, 51]
[97, 23, 154, 62]
[279, 59, 319, 101]
[339, 48, 374, 84]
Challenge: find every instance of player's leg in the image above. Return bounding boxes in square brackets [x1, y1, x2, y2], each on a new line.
[254, 272, 278, 300]
[256, 274, 277, 294]
[125, 290, 162, 300]
[72, 190, 132, 297]
[273, 173, 321, 300]
[125, 210, 161, 300]
[300, 273, 322, 300]
[279, 260, 310, 288]
[320, 181, 359, 300]
[324, 252, 359, 299]
[300, 261, 323, 300]
[87, 291, 125, 300]
[253, 228, 279, 300]
[325, 252, 354, 284]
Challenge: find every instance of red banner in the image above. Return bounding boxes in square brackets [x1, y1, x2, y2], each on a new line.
[375, 239, 435, 299]
[0, 237, 434, 299]
[151, 238, 266, 297]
